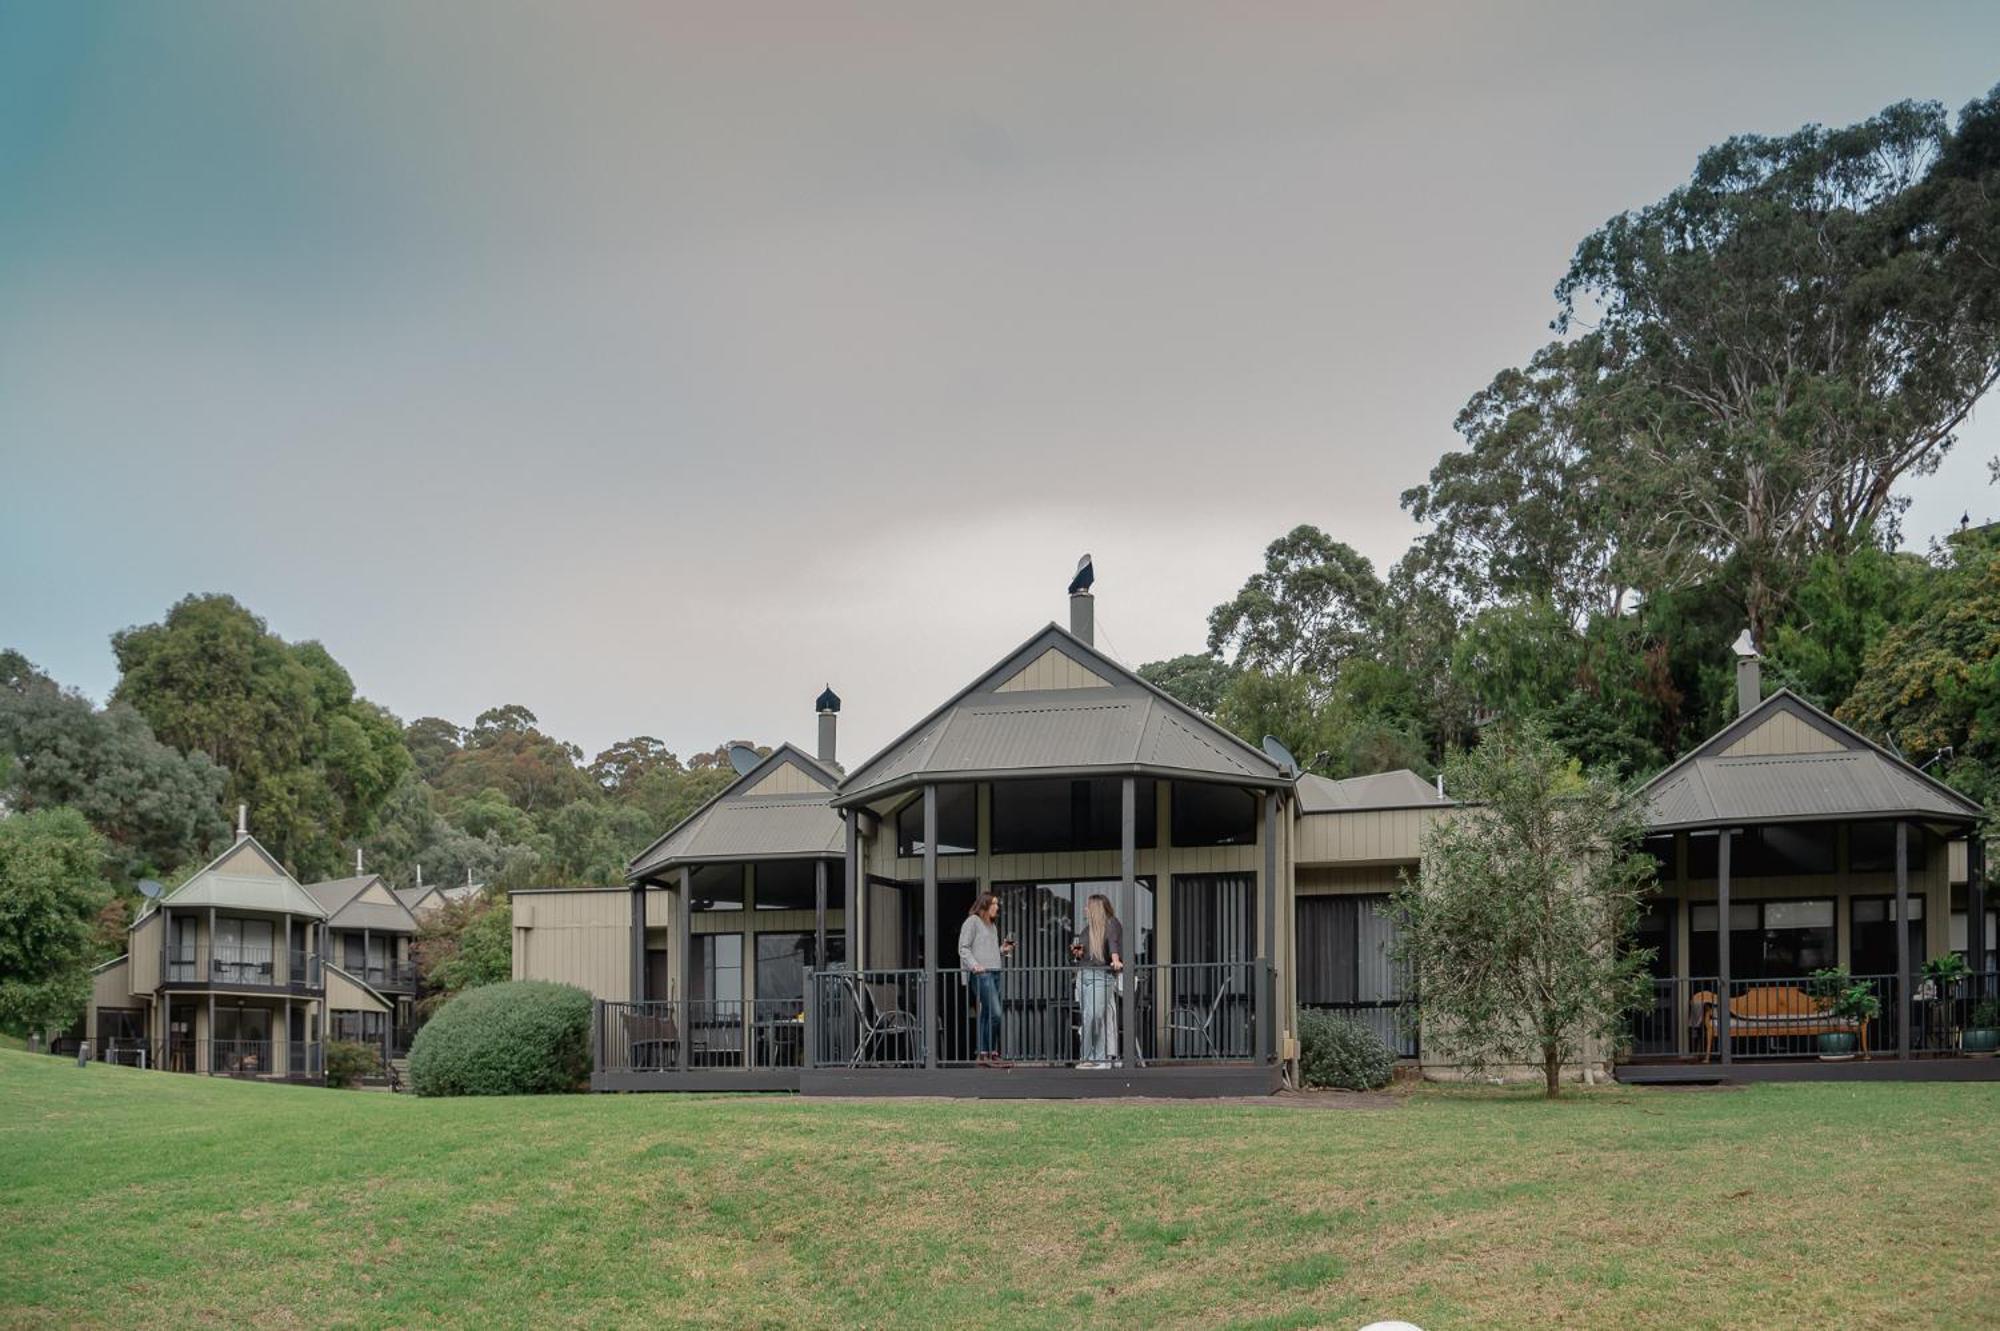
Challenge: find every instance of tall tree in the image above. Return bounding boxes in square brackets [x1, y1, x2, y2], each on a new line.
[1391, 722, 1655, 1097]
[0, 650, 229, 881]
[111, 594, 412, 879]
[1556, 92, 2000, 639]
[1207, 525, 1384, 690]
[1136, 654, 1239, 717]
[404, 717, 465, 784]
[0, 808, 112, 1035]
[589, 735, 681, 795]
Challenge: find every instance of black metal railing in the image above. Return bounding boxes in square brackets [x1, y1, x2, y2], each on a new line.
[807, 969, 927, 1068]
[341, 958, 418, 989]
[594, 997, 812, 1075]
[164, 944, 322, 991]
[1624, 973, 2000, 1061]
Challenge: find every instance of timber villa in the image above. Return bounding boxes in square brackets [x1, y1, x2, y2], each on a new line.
[82, 816, 421, 1081]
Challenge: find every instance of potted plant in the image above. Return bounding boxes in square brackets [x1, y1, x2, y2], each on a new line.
[1811, 967, 1877, 1059]
[1922, 955, 1970, 1051]
[1965, 999, 2000, 1056]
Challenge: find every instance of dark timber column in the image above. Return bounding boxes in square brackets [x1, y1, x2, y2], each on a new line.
[206, 990, 216, 1077]
[1260, 790, 1278, 1062]
[677, 866, 692, 1072]
[843, 814, 858, 969]
[1717, 829, 1732, 1067]
[1970, 836, 1989, 1003]
[1119, 777, 1138, 1067]
[814, 859, 828, 975]
[629, 881, 646, 1003]
[1897, 820, 1911, 1060]
[283, 916, 291, 989]
[923, 784, 939, 1069]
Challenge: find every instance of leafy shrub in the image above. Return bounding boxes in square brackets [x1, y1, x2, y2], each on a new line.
[408, 980, 592, 1097]
[1296, 1009, 1396, 1091]
[324, 1039, 380, 1089]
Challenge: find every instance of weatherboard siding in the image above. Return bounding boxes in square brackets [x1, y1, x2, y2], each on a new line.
[1294, 806, 1451, 867]
[1719, 710, 1849, 757]
[742, 761, 827, 797]
[994, 647, 1111, 693]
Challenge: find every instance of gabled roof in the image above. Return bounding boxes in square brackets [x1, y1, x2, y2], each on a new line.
[1297, 768, 1452, 814]
[1637, 690, 1983, 832]
[137, 836, 327, 924]
[303, 875, 419, 933]
[834, 624, 1289, 809]
[628, 743, 843, 881]
[395, 884, 448, 914]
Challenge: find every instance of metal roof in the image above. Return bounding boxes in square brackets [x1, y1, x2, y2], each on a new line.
[1637, 690, 1982, 831]
[1296, 769, 1451, 814]
[835, 625, 1288, 808]
[144, 836, 327, 921]
[628, 743, 843, 880]
[302, 875, 419, 932]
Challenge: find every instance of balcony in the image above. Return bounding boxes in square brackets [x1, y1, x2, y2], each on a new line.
[98, 1038, 324, 1081]
[338, 958, 419, 991]
[593, 960, 1281, 1096]
[163, 945, 324, 993]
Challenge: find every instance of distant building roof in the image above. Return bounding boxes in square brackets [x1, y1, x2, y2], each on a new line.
[629, 743, 844, 881]
[1637, 690, 1982, 831]
[143, 836, 327, 922]
[834, 625, 1288, 809]
[302, 875, 418, 932]
[1296, 768, 1451, 814]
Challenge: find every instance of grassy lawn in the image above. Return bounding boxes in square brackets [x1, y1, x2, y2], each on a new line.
[3, 1051, 1997, 1329]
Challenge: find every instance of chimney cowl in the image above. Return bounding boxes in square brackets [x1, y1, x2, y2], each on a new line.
[815, 685, 841, 714]
[1733, 629, 1762, 718]
[817, 686, 840, 766]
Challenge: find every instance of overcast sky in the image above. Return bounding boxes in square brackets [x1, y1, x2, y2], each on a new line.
[3, 3, 1998, 764]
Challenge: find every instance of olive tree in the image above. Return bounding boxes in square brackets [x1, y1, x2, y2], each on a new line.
[1391, 722, 1655, 1097]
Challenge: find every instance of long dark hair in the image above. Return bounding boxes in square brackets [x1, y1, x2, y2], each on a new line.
[969, 892, 999, 921]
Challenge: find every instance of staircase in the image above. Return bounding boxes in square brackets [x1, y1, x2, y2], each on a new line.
[387, 1056, 410, 1093]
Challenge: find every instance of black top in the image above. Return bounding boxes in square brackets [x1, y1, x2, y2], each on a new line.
[1075, 917, 1124, 969]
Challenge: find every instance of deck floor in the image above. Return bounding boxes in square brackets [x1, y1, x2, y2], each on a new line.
[591, 1062, 1282, 1098]
[1618, 1056, 2000, 1085]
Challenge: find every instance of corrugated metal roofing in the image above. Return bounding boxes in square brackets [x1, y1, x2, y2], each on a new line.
[1296, 769, 1450, 813]
[837, 625, 1286, 806]
[1636, 689, 1981, 830]
[302, 875, 418, 932]
[628, 742, 844, 879]
[160, 871, 327, 919]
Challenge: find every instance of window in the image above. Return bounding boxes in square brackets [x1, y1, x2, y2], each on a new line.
[1950, 909, 1998, 961]
[752, 859, 820, 911]
[97, 1008, 145, 1045]
[1850, 821, 1929, 873]
[895, 784, 977, 856]
[1851, 896, 1926, 976]
[690, 934, 743, 1004]
[1690, 898, 1836, 978]
[688, 864, 745, 912]
[214, 918, 275, 982]
[1633, 899, 1675, 979]
[1685, 826, 1836, 878]
[1180, 874, 1255, 967]
[985, 879, 1156, 969]
[1171, 784, 1259, 848]
[1639, 835, 1677, 880]
[990, 779, 1157, 854]
[1294, 893, 1414, 1056]
[754, 931, 847, 1002]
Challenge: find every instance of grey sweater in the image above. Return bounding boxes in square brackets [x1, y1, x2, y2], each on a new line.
[958, 915, 1004, 973]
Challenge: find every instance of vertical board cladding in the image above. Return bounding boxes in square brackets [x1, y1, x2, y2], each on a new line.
[1294, 806, 1452, 867]
[994, 647, 1112, 692]
[742, 761, 827, 797]
[1718, 710, 1848, 758]
[129, 912, 162, 992]
[509, 889, 635, 1002]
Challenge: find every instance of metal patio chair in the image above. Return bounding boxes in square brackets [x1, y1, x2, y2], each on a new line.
[1169, 969, 1234, 1059]
[836, 972, 923, 1067]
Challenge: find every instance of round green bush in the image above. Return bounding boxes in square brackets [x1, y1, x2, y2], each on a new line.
[324, 1039, 381, 1089]
[1296, 1009, 1397, 1091]
[407, 980, 592, 1097]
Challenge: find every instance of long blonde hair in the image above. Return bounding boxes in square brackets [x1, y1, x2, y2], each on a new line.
[1085, 893, 1115, 961]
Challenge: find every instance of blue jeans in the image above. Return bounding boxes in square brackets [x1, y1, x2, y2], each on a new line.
[970, 970, 1003, 1056]
[1078, 968, 1116, 1063]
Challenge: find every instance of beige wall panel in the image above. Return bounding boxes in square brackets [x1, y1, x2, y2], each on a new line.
[1720, 712, 1848, 757]
[994, 647, 1111, 693]
[1295, 806, 1450, 867]
[211, 841, 278, 877]
[1296, 864, 1414, 896]
[510, 888, 634, 1001]
[1950, 838, 1968, 886]
[743, 762, 826, 797]
[130, 913, 161, 992]
[326, 966, 391, 1014]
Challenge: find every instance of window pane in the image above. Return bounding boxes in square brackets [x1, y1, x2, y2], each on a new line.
[1171, 783, 1258, 847]
[896, 784, 977, 857]
[1765, 900, 1832, 930]
[990, 779, 1156, 853]
[753, 860, 818, 912]
[755, 932, 811, 1001]
[1737, 824, 1836, 877]
[688, 864, 745, 912]
[1851, 821, 1929, 873]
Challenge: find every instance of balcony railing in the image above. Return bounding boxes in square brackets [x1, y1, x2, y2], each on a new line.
[1625, 973, 2000, 1061]
[338, 958, 418, 990]
[163, 945, 323, 992]
[102, 1038, 323, 1080]
[595, 998, 807, 1075]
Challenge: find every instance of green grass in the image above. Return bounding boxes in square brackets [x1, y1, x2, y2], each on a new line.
[3, 1051, 1998, 1329]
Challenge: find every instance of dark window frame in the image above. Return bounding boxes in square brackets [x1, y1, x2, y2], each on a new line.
[895, 784, 978, 858]
[989, 778, 1157, 855]
[1689, 896, 1839, 979]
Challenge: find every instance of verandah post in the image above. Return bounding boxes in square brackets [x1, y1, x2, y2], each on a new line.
[1717, 829, 1732, 1067]
[1120, 775, 1137, 1068]
[1970, 837, 1989, 1017]
[1896, 820, 1911, 1060]
[1259, 788, 1278, 1063]
[677, 867, 692, 1073]
[922, 785, 939, 1069]
[629, 880, 646, 1004]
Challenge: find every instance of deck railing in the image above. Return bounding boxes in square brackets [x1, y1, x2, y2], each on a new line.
[341, 958, 418, 990]
[164, 944, 323, 991]
[594, 998, 811, 1075]
[1625, 973, 2000, 1061]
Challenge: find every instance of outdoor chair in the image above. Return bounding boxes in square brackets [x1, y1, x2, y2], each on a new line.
[1169, 970, 1234, 1059]
[836, 972, 922, 1067]
[621, 1009, 680, 1071]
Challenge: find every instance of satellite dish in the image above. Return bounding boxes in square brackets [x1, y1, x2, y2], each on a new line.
[727, 744, 762, 776]
[137, 879, 164, 900]
[1261, 734, 1298, 775]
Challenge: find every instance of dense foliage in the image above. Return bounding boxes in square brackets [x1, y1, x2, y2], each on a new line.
[407, 980, 593, 1097]
[1391, 723, 1656, 1097]
[413, 895, 515, 1015]
[0, 809, 112, 1035]
[1295, 1009, 1396, 1091]
[324, 1039, 381, 1089]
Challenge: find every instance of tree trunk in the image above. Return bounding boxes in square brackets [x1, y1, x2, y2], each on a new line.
[1542, 1042, 1562, 1099]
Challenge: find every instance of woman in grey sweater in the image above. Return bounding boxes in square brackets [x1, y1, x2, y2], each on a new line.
[1072, 893, 1124, 1068]
[958, 893, 1013, 1066]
